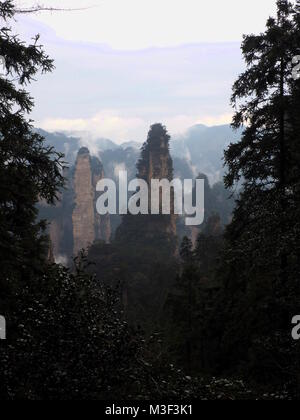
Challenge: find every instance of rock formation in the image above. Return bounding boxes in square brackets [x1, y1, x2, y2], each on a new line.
[39, 148, 110, 263]
[116, 123, 177, 248]
[137, 123, 177, 236]
[72, 147, 96, 255]
[91, 155, 111, 246]
[72, 147, 111, 256]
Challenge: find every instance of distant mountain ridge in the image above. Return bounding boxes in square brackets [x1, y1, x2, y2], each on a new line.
[38, 123, 242, 184]
[171, 124, 242, 183]
[39, 124, 237, 262]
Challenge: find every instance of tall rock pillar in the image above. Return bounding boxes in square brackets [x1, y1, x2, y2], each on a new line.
[72, 147, 96, 255]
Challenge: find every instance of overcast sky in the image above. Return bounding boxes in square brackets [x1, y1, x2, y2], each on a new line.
[14, 0, 278, 143]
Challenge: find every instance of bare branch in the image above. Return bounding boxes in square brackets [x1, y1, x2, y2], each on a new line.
[15, 4, 94, 14]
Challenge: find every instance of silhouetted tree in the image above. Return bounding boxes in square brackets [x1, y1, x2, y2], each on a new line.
[210, 0, 300, 388]
[0, 1, 64, 314]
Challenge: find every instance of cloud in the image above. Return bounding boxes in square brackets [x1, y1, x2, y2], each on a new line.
[55, 254, 69, 266]
[38, 110, 233, 145]
[114, 163, 127, 179]
[38, 110, 145, 145]
[164, 113, 233, 136]
[15, 15, 241, 142]
[18, 0, 277, 50]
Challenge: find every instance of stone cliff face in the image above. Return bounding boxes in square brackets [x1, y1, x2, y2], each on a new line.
[91, 156, 111, 246]
[72, 148, 96, 255]
[72, 148, 111, 256]
[116, 123, 177, 246]
[41, 148, 110, 262]
[137, 123, 177, 237]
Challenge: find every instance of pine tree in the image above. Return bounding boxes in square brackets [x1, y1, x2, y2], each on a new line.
[216, 0, 300, 386]
[224, 0, 300, 296]
[0, 1, 64, 308]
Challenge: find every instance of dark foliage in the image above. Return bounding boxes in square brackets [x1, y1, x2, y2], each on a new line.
[0, 1, 64, 299]
[1, 0, 299, 401]
[200, 0, 300, 392]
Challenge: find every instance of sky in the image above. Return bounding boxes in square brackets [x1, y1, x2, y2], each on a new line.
[13, 0, 278, 143]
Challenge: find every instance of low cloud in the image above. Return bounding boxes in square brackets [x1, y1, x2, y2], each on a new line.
[165, 113, 232, 136]
[38, 111, 145, 145]
[38, 110, 233, 145]
[17, 11, 241, 145]
[114, 163, 127, 179]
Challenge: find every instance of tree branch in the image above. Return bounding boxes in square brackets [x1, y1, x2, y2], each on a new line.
[15, 4, 93, 14]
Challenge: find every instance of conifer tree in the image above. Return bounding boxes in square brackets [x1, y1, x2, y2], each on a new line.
[0, 1, 64, 308]
[215, 0, 300, 385]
